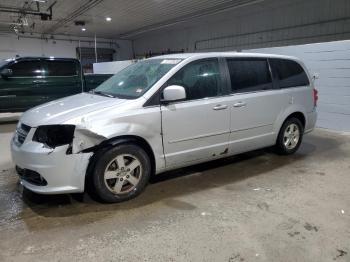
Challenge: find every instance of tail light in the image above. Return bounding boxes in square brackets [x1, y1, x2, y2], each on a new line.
[313, 88, 318, 107]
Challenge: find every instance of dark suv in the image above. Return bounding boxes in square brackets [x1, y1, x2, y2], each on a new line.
[0, 57, 112, 112]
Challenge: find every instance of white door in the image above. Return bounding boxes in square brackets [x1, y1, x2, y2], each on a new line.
[225, 58, 289, 154]
[161, 58, 230, 167]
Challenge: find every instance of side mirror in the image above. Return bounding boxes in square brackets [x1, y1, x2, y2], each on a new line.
[1, 68, 12, 78]
[161, 85, 186, 103]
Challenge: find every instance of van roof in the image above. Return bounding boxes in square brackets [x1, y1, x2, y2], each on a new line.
[151, 52, 300, 61]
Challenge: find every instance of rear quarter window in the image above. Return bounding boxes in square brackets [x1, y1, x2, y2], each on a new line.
[45, 60, 78, 76]
[270, 59, 310, 88]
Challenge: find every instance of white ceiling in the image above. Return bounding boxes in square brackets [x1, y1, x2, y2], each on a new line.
[0, 0, 264, 39]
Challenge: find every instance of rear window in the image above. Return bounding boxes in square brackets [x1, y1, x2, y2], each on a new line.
[270, 59, 310, 88]
[226, 59, 273, 93]
[45, 60, 78, 76]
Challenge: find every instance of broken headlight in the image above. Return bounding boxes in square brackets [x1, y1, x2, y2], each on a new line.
[33, 125, 75, 148]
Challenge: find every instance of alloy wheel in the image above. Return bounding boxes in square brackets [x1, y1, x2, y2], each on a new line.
[283, 123, 300, 150]
[103, 154, 142, 194]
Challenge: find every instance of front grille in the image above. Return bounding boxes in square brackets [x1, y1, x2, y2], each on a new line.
[15, 123, 31, 146]
[16, 166, 47, 186]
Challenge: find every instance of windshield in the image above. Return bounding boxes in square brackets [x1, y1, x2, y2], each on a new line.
[0, 60, 9, 69]
[94, 58, 182, 99]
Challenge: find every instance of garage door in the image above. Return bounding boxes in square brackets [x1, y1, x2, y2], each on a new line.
[245, 40, 350, 132]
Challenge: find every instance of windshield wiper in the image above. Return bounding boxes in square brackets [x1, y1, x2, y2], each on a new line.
[91, 90, 115, 98]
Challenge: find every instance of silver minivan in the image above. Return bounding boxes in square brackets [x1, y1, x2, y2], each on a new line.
[11, 53, 317, 202]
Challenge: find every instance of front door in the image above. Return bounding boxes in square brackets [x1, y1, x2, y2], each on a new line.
[161, 58, 231, 167]
[0, 59, 43, 112]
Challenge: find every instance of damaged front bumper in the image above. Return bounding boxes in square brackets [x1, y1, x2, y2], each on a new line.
[11, 128, 93, 194]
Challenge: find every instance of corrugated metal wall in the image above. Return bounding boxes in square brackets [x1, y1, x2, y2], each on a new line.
[133, 0, 350, 56]
[132, 0, 350, 131]
[246, 40, 350, 132]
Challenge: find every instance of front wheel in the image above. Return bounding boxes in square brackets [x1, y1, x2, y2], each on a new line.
[275, 117, 304, 155]
[92, 144, 151, 203]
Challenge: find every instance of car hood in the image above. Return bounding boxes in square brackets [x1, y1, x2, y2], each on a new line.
[20, 93, 131, 127]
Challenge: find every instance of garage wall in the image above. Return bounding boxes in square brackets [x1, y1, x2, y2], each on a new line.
[245, 40, 350, 132]
[0, 33, 133, 61]
[132, 0, 350, 56]
[131, 0, 350, 132]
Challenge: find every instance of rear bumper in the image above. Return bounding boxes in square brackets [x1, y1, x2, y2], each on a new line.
[305, 110, 317, 134]
[11, 138, 92, 194]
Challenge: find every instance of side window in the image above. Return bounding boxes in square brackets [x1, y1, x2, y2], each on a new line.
[270, 59, 310, 88]
[46, 60, 78, 76]
[8, 61, 42, 77]
[167, 59, 222, 100]
[226, 59, 273, 93]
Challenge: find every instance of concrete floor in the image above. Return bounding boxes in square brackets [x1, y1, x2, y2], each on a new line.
[0, 123, 349, 262]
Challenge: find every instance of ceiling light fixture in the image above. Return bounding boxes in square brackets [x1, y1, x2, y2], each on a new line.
[106, 17, 112, 22]
[81, 27, 86, 31]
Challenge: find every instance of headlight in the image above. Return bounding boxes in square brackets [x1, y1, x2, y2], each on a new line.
[33, 125, 75, 148]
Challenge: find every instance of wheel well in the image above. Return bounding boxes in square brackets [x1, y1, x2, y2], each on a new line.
[84, 135, 156, 192]
[102, 135, 156, 175]
[285, 112, 306, 128]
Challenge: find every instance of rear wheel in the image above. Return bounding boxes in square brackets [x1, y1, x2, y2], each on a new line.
[92, 144, 151, 203]
[275, 117, 303, 155]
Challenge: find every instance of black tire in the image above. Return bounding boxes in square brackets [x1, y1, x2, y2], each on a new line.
[275, 117, 304, 155]
[91, 143, 151, 203]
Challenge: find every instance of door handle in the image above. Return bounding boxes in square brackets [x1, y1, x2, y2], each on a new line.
[32, 80, 46, 84]
[213, 104, 228, 110]
[233, 101, 246, 108]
